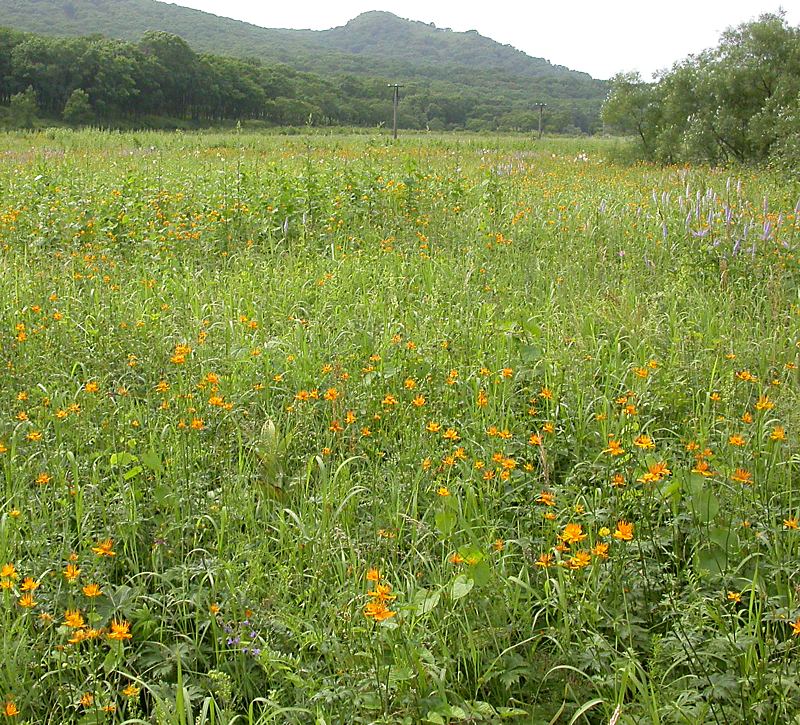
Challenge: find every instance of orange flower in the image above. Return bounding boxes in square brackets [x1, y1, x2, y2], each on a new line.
[637, 461, 671, 484]
[366, 568, 380, 582]
[122, 684, 140, 698]
[107, 619, 132, 641]
[754, 395, 774, 411]
[18, 593, 36, 608]
[613, 521, 634, 541]
[792, 618, 800, 637]
[770, 426, 786, 442]
[731, 468, 752, 485]
[442, 428, 460, 442]
[691, 460, 716, 477]
[3, 700, 19, 717]
[64, 609, 85, 629]
[82, 583, 103, 598]
[367, 583, 396, 602]
[566, 551, 592, 569]
[603, 438, 625, 456]
[633, 434, 655, 450]
[536, 491, 555, 506]
[591, 542, 610, 559]
[64, 563, 81, 581]
[91, 539, 116, 557]
[364, 600, 395, 621]
[561, 523, 586, 545]
[535, 553, 553, 568]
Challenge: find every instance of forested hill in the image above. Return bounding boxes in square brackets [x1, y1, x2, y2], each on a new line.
[0, 0, 608, 132]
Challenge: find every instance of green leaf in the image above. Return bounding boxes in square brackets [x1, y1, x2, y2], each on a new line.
[109, 452, 138, 467]
[415, 591, 441, 615]
[123, 465, 143, 481]
[451, 574, 474, 600]
[435, 510, 456, 534]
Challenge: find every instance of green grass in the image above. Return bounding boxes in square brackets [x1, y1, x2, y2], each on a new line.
[0, 129, 799, 724]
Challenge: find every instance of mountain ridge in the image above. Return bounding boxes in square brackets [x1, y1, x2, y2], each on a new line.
[0, 0, 608, 132]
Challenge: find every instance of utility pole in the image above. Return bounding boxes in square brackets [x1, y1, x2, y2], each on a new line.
[534, 102, 547, 139]
[388, 84, 403, 140]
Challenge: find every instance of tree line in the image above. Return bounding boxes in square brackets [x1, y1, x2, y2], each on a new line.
[602, 13, 800, 174]
[0, 26, 602, 133]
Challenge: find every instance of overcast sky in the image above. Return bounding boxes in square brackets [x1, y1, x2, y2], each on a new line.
[165, 1, 799, 79]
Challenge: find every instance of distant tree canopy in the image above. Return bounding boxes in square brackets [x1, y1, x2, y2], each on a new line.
[602, 13, 800, 172]
[0, 25, 603, 133]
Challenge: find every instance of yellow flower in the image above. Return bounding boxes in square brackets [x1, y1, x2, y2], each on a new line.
[20, 577, 38, 591]
[84, 381, 99, 394]
[366, 568, 380, 582]
[728, 434, 746, 447]
[0, 563, 18, 580]
[792, 618, 800, 637]
[436, 486, 451, 497]
[727, 591, 742, 603]
[783, 518, 798, 530]
[633, 434, 655, 450]
[64, 563, 81, 581]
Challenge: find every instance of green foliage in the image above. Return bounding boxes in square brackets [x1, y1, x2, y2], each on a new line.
[0, 1, 608, 133]
[603, 13, 800, 168]
[62, 88, 93, 125]
[0, 129, 799, 723]
[8, 84, 37, 127]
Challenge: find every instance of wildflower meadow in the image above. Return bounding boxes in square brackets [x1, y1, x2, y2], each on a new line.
[1, 129, 799, 724]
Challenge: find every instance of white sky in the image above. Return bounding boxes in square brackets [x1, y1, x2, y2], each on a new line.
[165, 0, 799, 79]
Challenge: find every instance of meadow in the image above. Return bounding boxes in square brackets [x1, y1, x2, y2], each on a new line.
[0, 129, 799, 724]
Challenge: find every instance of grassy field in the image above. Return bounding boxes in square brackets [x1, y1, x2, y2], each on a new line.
[1, 129, 799, 724]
